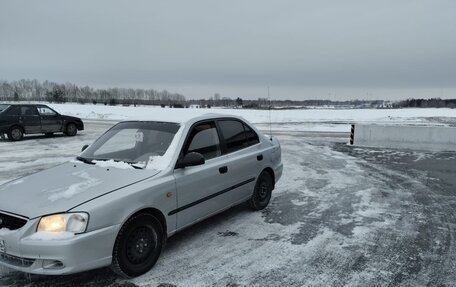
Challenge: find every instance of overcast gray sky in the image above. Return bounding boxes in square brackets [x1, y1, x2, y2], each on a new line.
[1, 0, 455, 100]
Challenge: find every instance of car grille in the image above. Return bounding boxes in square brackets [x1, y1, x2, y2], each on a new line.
[0, 212, 27, 230]
[0, 253, 35, 267]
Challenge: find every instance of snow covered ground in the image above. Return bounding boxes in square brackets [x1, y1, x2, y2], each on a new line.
[41, 103, 456, 133]
[1, 121, 456, 286]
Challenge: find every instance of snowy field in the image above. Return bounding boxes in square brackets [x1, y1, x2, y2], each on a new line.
[1, 119, 456, 286]
[42, 103, 456, 133]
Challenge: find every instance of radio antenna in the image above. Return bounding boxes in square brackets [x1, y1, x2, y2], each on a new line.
[268, 86, 272, 141]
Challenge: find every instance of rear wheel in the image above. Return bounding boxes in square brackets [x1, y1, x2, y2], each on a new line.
[248, 171, 273, 210]
[8, 126, 24, 141]
[111, 213, 164, 278]
[64, 123, 77, 136]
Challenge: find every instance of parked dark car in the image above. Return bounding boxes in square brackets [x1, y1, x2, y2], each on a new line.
[0, 104, 84, 141]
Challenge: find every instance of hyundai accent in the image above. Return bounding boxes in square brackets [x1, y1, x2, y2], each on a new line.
[0, 114, 282, 277]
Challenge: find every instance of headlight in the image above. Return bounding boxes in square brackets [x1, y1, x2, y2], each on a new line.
[37, 213, 89, 234]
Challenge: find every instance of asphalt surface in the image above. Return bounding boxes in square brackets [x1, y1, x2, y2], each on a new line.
[1, 121, 456, 286]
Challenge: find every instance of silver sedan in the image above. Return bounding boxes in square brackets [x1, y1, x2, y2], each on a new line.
[0, 114, 283, 277]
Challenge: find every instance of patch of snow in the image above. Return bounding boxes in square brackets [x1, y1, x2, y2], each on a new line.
[9, 178, 24, 185]
[291, 199, 307, 206]
[47, 170, 103, 202]
[93, 159, 134, 169]
[0, 178, 26, 191]
[25, 232, 75, 241]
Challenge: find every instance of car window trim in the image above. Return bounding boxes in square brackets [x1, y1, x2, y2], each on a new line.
[31, 106, 39, 116]
[243, 122, 260, 146]
[37, 105, 59, 116]
[215, 118, 259, 155]
[175, 119, 224, 169]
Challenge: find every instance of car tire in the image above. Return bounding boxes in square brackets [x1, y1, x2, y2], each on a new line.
[111, 213, 164, 278]
[64, 123, 77, 136]
[248, 171, 273, 211]
[8, 126, 24, 141]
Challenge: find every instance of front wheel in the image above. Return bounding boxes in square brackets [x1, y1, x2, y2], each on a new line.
[64, 123, 77, 136]
[248, 171, 273, 210]
[111, 214, 164, 278]
[8, 126, 24, 141]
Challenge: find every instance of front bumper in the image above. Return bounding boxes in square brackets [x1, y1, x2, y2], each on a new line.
[76, 121, 84, 131]
[0, 220, 120, 275]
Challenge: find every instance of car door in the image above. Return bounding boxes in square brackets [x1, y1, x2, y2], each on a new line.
[173, 121, 232, 230]
[19, 106, 41, 134]
[36, 106, 62, 132]
[216, 119, 262, 201]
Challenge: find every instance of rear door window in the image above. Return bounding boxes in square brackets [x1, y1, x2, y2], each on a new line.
[244, 124, 259, 146]
[21, 106, 38, 116]
[37, 107, 57, 116]
[6, 106, 20, 116]
[218, 120, 248, 153]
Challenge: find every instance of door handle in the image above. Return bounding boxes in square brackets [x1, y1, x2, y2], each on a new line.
[219, 166, 228, 174]
[257, 154, 263, 161]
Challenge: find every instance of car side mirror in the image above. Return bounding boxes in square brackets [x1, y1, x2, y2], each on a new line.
[81, 144, 89, 152]
[176, 152, 205, 168]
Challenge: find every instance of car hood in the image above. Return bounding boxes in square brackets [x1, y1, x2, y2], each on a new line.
[0, 161, 160, 219]
[61, 115, 81, 121]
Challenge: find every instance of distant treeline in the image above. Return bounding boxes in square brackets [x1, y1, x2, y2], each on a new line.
[0, 79, 185, 106]
[188, 98, 386, 109]
[395, 98, 456, 108]
[2, 79, 455, 109]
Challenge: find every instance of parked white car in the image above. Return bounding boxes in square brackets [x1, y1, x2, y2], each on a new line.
[0, 114, 283, 277]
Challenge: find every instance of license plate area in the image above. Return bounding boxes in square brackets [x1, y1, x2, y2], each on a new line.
[0, 239, 5, 253]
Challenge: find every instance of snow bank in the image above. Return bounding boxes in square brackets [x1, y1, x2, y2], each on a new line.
[47, 103, 456, 128]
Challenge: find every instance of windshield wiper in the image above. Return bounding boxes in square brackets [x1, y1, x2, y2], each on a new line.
[76, 156, 95, 165]
[130, 164, 144, 170]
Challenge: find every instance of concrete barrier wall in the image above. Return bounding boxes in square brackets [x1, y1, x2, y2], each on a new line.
[352, 124, 456, 151]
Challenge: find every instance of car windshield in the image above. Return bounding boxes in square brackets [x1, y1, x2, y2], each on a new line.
[79, 121, 180, 169]
[0, 104, 10, 113]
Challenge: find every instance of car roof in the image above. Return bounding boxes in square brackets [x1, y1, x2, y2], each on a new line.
[120, 113, 250, 126]
[185, 113, 248, 124]
[7, 104, 49, 107]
